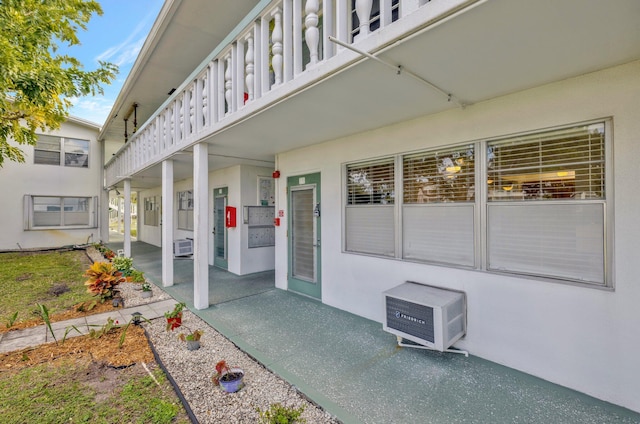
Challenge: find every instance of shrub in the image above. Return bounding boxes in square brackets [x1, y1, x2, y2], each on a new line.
[84, 262, 125, 302]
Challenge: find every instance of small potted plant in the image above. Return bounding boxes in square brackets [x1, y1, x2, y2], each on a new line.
[140, 282, 153, 298]
[165, 302, 186, 330]
[212, 360, 244, 393]
[178, 327, 203, 350]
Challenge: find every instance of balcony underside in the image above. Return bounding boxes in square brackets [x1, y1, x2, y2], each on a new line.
[109, 0, 640, 190]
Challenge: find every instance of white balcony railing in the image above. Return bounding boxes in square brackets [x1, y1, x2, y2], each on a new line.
[105, 0, 433, 187]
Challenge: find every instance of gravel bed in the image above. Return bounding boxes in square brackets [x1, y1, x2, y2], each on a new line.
[90, 243, 340, 423]
[143, 310, 340, 423]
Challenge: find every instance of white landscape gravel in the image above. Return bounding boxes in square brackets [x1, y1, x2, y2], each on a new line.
[89, 247, 340, 423]
[142, 310, 340, 423]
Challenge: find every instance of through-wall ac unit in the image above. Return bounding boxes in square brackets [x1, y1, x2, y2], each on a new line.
[383, 281, 466, 353]
[173, 239, 193, 257]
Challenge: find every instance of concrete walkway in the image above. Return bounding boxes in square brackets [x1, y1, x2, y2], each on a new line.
[0, 299, 176, 354]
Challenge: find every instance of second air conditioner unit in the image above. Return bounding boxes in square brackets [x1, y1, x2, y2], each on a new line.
[173, 238, 193, 257]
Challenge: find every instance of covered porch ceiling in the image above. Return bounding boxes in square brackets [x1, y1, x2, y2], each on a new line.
[104, 0, 640, 190]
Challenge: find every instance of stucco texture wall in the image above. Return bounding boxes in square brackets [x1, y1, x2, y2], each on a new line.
[275, 61, 640, 412]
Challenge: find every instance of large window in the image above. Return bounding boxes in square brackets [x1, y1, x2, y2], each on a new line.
[34, 135, 89, 167]
[177, 190, 194, 231]
[24, 196, 96, 228]
[343, 120, 611, 287]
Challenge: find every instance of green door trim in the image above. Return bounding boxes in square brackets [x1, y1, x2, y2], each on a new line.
[287, 172, 321, 299]
[213, 187, 228, 269]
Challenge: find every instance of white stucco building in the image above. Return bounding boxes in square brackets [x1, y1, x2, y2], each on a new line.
[0, 117, 107, 250]
[99, 0, 640, 413]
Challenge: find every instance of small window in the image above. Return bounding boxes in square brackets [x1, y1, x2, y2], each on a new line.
[26, 196, 95, 228]
[177, 190, 194, 231]
[34, 135, 90, 167]
[144, 196, 160, 226]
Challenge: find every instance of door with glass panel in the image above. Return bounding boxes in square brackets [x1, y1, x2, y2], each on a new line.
[213, 187, 228, 269]
[287, 173, 321, 299]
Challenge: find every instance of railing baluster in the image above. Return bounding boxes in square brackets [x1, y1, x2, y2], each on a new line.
[305, 0, 320, 68]
[271, 8, 283, 86]
[355, 0, 373, 40]
[245, 34, 255, 102]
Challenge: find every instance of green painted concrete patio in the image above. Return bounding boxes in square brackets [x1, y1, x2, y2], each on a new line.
[109, 240, 640, 424]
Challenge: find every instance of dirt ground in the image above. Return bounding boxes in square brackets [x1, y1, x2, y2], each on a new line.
[0, 324, 155, 370]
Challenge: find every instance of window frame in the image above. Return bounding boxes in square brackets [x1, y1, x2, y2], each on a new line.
[177, 190, 194, 231]
[143, 196, 160, 227]
[342, 118, 613, 289]
[24, 195, 97, 229]
[34, 135, 90, 168]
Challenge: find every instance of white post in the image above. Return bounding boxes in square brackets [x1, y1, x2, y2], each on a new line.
[245, 34, 255, 102]
[193, 143, 209, 310]
[162, 159, 174, 287]
[123, 178, 132, 257]
[336, 0, 349, 46]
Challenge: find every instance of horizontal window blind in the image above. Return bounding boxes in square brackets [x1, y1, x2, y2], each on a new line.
[488, 203, 605, 284]
[346, 206, 394, 256]
[346, 158, 395, 205]
[403, 145, 475, 203]
[488, 123, 605, 201]
[403, 204, 475, 266]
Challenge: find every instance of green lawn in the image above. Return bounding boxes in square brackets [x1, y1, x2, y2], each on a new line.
[0, 361, 189, 424]
[0, 249, 94, 326]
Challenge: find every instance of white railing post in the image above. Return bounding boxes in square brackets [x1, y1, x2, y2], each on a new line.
[336, 0, 349, 46]
[293, 0, 303, 75]
[271, 8, 283, 86]
[381, 0, 393, 27]
[283, 0, 293, 82]
[260, 15, 271, 94]
[305, 0, 320, 69]
[323, 0, 335, 60]
[355, 0, 373, 41]
[400, 0, 422, 17]
[224, 53, 232, 114]
[235, 41, 245, 109]
[245, 34, 255, 102]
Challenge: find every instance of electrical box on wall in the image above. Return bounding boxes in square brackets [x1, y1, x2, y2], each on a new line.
[225, 206, 236, 228]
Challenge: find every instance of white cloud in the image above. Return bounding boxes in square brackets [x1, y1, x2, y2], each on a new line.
[95, 9, 155, 67]
[68, 96, 116, 125]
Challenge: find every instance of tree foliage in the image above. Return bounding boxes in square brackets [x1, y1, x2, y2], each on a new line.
[0, 0, 118, 167]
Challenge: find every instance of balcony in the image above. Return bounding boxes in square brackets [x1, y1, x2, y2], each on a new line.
[104, 0, 640, 189]
[103, 0, 467, 187]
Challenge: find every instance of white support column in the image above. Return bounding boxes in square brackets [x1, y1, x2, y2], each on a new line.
[193, 143, 209, 310]
[123, 179, 132, 257]
[336, 0, 349, 46]
[162, 159, 174, 287]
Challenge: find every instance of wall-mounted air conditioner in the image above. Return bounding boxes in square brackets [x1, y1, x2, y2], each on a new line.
[383, 281, 467, 356]
[173, 238, 193, 257]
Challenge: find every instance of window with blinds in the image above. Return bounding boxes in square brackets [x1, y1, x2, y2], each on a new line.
[345, 158, 395, 256]
[34, 135, 90, 167]
[343, 119, 611, 287]
[487, 123, 604, 201]
[402, 145, 476, 266]
[144, 196, 159, 227]
[486, 122, 608, 285]
[177, 190, 194, 231]
[26, 196, 95, 228]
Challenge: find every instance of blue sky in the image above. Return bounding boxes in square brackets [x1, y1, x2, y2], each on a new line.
[63, 1, 165, 125]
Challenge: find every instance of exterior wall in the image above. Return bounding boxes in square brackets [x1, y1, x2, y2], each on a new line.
[274, 61, 640, 412]
[138, 187, 162, 247]
[0, 119, 103, 250]
[136, 164, 275, 275]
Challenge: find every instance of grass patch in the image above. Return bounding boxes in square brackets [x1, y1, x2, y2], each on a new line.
[0, 360, 189, 424]
[0, 250, 93, 326]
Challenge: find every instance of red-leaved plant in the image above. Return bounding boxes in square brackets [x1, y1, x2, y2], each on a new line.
[84, 262, 125, 302]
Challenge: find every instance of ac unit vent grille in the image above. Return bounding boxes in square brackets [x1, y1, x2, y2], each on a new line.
[385, 297, 435, 343]
[173, 239, 193, 256]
